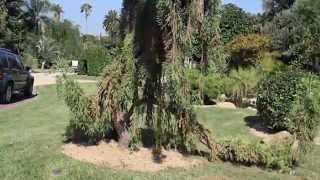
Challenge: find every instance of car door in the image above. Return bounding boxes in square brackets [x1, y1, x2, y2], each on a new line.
[0, 54, 10, 93]
[0, 53, 10, 75]
[7, 54, 23, 90]
[15, 56, 29, 88]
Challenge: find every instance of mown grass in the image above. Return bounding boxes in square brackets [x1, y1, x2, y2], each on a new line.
[0, 85, 319, 180]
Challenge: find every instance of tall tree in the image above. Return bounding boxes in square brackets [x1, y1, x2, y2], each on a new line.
[80, 3, 92, 33]
[1, 0, 28, 51]
[220, 3, 255, 44]
[263, 0, 295, 18]
[61, 0, 224, 161]
[0, 1, 8, 46]
[51, 4, 64, 22]
[263, 0, 320, 68]
[24, 0, 52, 35]
[103, 10, 120, 45]
[36, 36, 60, 69]
[46, 20, 82, 60]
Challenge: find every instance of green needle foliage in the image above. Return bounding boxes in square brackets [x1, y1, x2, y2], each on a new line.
[59, 0, 223, 160]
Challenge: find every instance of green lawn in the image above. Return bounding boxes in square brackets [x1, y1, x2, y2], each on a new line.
[0, 85, 319, 180]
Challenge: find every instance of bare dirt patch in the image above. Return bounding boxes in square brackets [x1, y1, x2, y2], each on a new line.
[62, 140, 205, 172]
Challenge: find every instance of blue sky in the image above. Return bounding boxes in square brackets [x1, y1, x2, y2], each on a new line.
[50, 0, 263, 35]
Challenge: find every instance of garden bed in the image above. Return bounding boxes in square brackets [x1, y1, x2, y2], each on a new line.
[62, 140, 204, 172]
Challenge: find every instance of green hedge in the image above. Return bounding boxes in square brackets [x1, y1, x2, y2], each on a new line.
[186, 69, 225, 102]
[257, 69, 320, 145]
[83, 46, 113, 76]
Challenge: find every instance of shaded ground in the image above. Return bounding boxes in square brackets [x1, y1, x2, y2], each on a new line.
[244, 116, 292, 144]
[62, 141, 204, 172]
[0, 92, 38, 110]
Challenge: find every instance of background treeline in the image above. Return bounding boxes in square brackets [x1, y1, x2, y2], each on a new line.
[0, 0, 114, 73]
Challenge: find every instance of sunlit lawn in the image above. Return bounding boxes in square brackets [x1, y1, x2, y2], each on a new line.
[0, 84, 319, 180]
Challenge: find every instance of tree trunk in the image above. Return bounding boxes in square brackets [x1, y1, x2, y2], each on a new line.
[41, 61, 46, 70]
[113, 111, 130, 148]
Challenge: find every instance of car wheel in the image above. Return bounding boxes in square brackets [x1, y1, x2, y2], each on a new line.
[1, 84, 13, 104]
[24, 81, 34, 98]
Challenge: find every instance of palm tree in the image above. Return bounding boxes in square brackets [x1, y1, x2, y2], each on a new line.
[36, 36, 60, 69]
[51, 4, 64, 22]
[103, 10, 120, 44]
[80, 3, 92, 33]
[24, 0, 52, 35]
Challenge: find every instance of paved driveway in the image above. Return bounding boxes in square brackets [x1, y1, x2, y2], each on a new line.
[33, 73, 97, 86]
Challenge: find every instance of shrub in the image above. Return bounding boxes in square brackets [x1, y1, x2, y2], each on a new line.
[259, 52, 285, 73]
[57, 77, 110, 144]
[186, 69, 204, 104]
[226, 34, 271, 69]
[21, 52, 38, 69]
[257, 69, 320, 145]
[220, 3, 255, 44]
[217, 138, 297, 171]
[186, 69, 225, 103]
[204, 74, 225, 100]
[224, 68, 262, 106]
[83, 45, 114, 76]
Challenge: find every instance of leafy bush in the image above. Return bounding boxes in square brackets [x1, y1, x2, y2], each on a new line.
[257, 69, 320, 145]
[204, 74, 225, 101]
[57, 77, 110, 144]
[224, 68, 262, 106]
[220, 3, 255, 44]
[226, 34, 271, 69]
[21, 52, 38, 69]
[83, 45, 114, 76]
[186, 69, 225, 103]
[217, 138, 297, 171]
[259, 52, 285, 73]
[186, 69, 204, 103]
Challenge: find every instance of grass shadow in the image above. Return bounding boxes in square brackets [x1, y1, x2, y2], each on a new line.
[244, 116, 275, 134]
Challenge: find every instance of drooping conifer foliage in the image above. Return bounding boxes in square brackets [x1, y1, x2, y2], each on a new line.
[60, 0, 223, 160]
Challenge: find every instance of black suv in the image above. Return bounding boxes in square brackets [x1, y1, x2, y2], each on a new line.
[0, 48, 34, 104]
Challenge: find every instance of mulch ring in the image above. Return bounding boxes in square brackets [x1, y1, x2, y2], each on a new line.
[62, 140, 206, 173]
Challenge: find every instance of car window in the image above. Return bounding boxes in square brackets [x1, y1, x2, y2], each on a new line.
[0, 53, 9, 69]
[7, 54, 22, 70]
[15, 57, 24, 70]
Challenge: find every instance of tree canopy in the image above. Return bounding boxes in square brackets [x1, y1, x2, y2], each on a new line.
[220, 3, 255, 43]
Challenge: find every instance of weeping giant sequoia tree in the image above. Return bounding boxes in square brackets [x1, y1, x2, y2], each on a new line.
[60, 0, 222, 159]
[60, 0, 299, 168]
